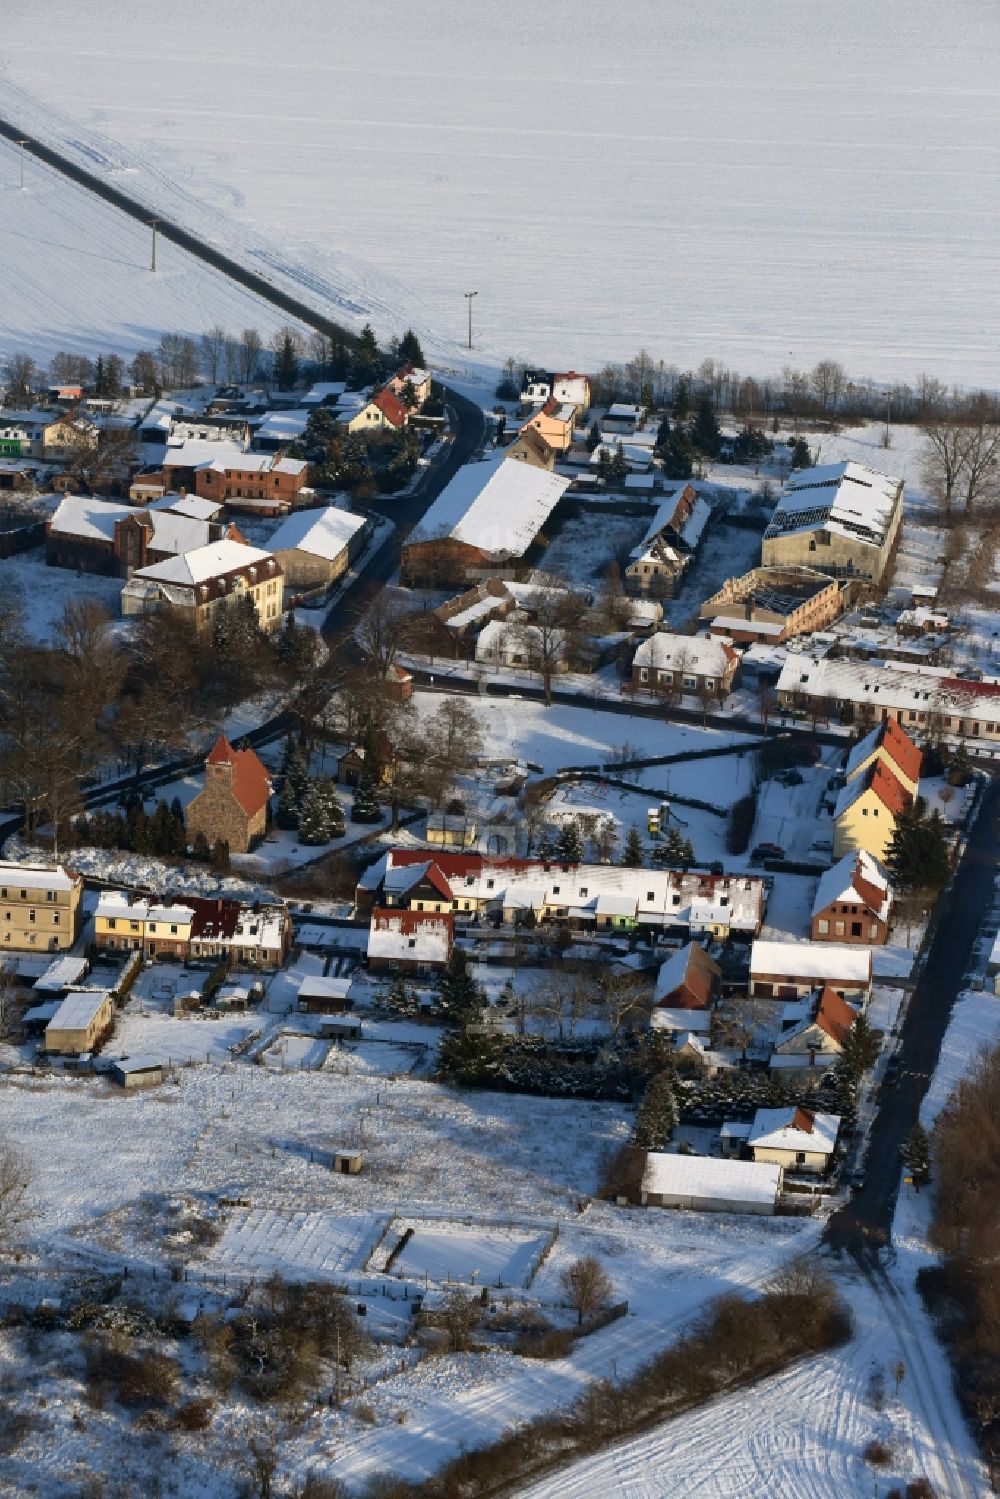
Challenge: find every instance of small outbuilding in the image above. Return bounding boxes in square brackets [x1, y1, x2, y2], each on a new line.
[297, 975, 354, 1014]
[332, 1150, 364, 1175]
[640, 1151, 783, 1216]
[44, 990, 113, 1055]
[110, 1055, 165, 1091]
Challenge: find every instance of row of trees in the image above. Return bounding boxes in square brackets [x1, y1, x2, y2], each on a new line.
[0, 588, 324, 853]
[4, 323, 426, 401]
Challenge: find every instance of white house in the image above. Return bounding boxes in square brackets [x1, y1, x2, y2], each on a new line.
[746, 1106, 841, 1175]
[632, 632, 738, 697]
[640, 1151, 783, 1215]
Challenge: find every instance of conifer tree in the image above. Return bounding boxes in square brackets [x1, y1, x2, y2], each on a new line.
[398, 329, 425, 366]
[621, 826, 645, 867]
[313, 774, 345, 838]
[790, 435, 812, 469]
[274, 331, 299, 390]
[672, 377, 690, 421]
[298, 778, 333, 844]
[690, 392, 721, 458]
[385, 972, 419, 1016]
[659, 427, 695, 479]
[556, 819, 584, 863]
[351, 774, 381, 824]
[435, 949, 483, 1027]
[633, 1070, 678, 1149]
[277, 738, 309, 829]
[901, 1122, 931, 1190]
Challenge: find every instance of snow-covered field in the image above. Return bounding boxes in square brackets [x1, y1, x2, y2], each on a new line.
[0, 134, 307, 366]
[0, 3, 997, 385]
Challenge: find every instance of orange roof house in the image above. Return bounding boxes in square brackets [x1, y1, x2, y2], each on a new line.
[845, 718, 921, 795]
[184, 735, 271, 854]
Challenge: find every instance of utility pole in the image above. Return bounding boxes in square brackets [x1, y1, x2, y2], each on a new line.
[335, 1322, 342, 1408]
[15, 139, 28, 191]
[464, 290, 478, 350]
[149, 218, 159, 273]
[883, 390, 892, 449]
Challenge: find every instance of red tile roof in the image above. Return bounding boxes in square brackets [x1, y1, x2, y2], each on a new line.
[370, 906, 454, 938]
[791, 1105, 815, 1134]
[814, 986, 856, 1047]
[879, 717, 922, 784]
[189, 895, 241, 940]
[851, 866, 887, 915]
[868, 760, 912, 817]
[373, 387, 408, 429]
[206, 734, 271, 818]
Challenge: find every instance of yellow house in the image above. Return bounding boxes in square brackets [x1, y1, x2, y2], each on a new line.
[44, 989, 113, 1054]
[347, 387, 408, 433]
[833, 760, 911, 861]
[37, 415, 98, 462]
[94, 892, 195, 957]
[522, 400, 575, 453]
[747, 1106, 840, 1176]
[0, 860, 83, 952]
[844, 717, 921, 796]
[120, 541, 284, 633]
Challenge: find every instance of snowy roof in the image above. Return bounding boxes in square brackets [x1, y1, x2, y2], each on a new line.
[633, 632, 735, 677]
[0, 861, 80, 894]
[775, 653, 1000, 723]
[607, 403, 641, 420]
[268, 504, 365, 560]
[131, 539, 275, 587]
[748, 1106, 840, 1155]
[297, 975, 352, 1000]
[765, 461, 901, 550]
[641, 1151, 782, 1206]
[367, 908, 452, 962]
[634, 486, 711, 554]
[147, 509, 214, 556]
[255, 410, 309, 441]
[813, 850, 891, 921]
[33, 956, 89, 993]
[46, 989, 109, 1034]
[750, 939, 872, 984]
[711, 615, 786, 637]
[845, 717, 921, 786]
[304, 381, 348, 404]
[624, 472, 656, 491]
[49, 494, 133, 542]
[108, 1054, 165, 1075]
[163, 438, 248, 467]
[413, 452, 571, 559]
[151, 493, 224, 521]
[650, 1006, 712, 1034]
[22, 1001, 61, 1026]
[96, 890, 196, 926]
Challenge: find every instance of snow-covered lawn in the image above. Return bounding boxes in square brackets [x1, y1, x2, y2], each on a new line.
[0, 547, 124, 643]
[381, 1217, 551, 1289]
[410, 691, 750, 776]
[208, 1207, 379, 1282]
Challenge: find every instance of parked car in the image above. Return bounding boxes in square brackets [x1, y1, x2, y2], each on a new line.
[778, 769, 804, 786]
[751, 841, 786, 861]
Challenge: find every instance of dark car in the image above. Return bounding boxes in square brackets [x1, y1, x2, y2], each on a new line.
[751, 841, 786, 861]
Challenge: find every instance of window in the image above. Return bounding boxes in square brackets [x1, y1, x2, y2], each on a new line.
[148, 924, 156, 934]
[705, 679, 715, 691]
[579, 887, 587, 897]
[639, 668, 649, 682]
[130, 921, 141, 932]
[851, 921, 862, 937]
[647, 891, 654, 901]
[817, 918, 829, 934]
[170, 925, 178, 935]
[46, 890, 56, 902]
[407, 937, 416, 949]
[486, 878, 495, 889]
[107, 918, 116, 930]
[52, 913, 60, 926]
[552, 885, 560, 895]
[28, 909, 35, 924]
[683, 676, 697, 690]
[795, 1151, 806, 1164]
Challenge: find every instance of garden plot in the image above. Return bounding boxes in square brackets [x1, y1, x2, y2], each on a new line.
[112, 1010, 259, 1066]
[535, 509, 650, 589]
[324, 1042, 427, 1078]
[208, 1207, 381, 1282]
[542, 780, 730, 866]
[378, 1217, 554, 1289]
[410, 692, 748, 777]
[261, 1031, 331, 1071]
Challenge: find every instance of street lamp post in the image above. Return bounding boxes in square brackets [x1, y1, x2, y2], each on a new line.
[464, 290, 478, 350]
[15, 139, 28, 191]
[149, 218, 159, 273]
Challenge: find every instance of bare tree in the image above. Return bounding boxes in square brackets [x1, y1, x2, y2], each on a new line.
[957, 399, 1000, 513]
[506, 576, 590, 706]
[239, 328, 263, 384]
[4, 353, 35, 403]
[201, 326, 228, 385]
[811, 360, 846, 417]
[441, 1288, 480, 1352]
[420, 697, 485, 808]
[0, 1140, 32, 1254]
[355, 589, 417, 677]
[560, 1255, 613, 1326]
[240, 1428, 279, 1499]
[62, 422, 139, 494]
